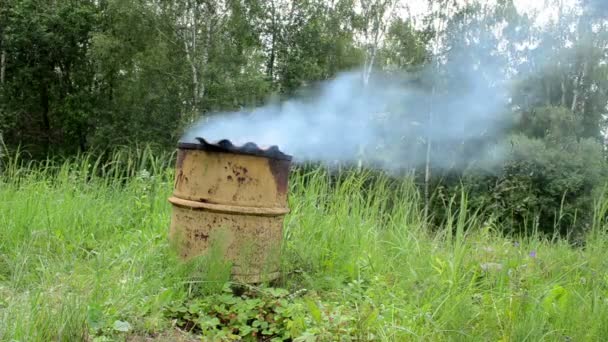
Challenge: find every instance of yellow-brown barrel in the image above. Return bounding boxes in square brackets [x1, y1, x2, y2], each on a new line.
[168, 140, 291, 283]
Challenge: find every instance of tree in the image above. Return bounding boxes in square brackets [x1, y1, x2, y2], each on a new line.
[273, 0, 363, 94]
[356, 0, 397, 85]
[511, 0, 608, 142]
[377, 18, 428, 72]
[88, 0, 188, 148]
[0, 1, 6, 86]
[0, 0, 97, 155]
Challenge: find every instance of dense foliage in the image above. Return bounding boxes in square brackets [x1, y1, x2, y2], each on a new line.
[1, 0, 607, 235]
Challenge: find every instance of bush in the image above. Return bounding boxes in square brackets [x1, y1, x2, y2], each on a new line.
[453, 133, 605, 238]
[499, 134, 604, 235]
[427, 106, 606, 237]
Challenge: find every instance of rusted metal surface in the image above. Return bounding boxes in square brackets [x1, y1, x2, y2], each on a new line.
[169, 139, 291, 283]
[268, 159, 290, 195]
[173, 149, 289, 208]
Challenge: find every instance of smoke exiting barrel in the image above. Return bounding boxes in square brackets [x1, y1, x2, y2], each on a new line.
[168, 138, 291, 283]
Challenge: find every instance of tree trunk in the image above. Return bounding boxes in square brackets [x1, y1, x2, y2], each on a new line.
[40, 83, 51, 155]
[362, 45, 377, 86]
[571, 62, 587, 113]
[201, 18, 211, 104]
[359, 46, 376, 169]
[424, 86, 434, 227]
[0, 21, 4, 85]
[78, 123, 87, 152]
[181, 1, 213, 120]
[267, 1, 276, 81]
[109, 74, 114, 102]
[267, 32, 276, 80]
[544, 79, 551, 106]
[185, 41, 199, 111]
[423, 137, 432, 226]
[0, 50, 5, 85]
[560, 76, 566, 107]
[360, 0, 395, 85]
[188, 5, 199, 112]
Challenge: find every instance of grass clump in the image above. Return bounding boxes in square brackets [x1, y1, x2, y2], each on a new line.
[0, 150, 607, 341]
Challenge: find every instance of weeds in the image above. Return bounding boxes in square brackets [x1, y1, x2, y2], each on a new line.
[0, 149, 607, 341]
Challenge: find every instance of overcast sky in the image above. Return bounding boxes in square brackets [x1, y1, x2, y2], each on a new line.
[404, 0, 578, 26]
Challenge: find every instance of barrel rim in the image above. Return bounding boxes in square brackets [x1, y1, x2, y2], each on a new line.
[168, 196, 290, 216]
[178, 138, 293, 161]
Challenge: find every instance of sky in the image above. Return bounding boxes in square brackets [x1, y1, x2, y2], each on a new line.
[404, 0, 579, 26]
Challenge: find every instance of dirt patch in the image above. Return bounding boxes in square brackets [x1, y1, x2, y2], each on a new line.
[127, 328, 199, 342]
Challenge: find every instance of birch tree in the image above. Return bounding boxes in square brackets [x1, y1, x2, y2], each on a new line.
[423, 0, 453, 224]
[357, 0, 397, 85]
[175, 0, 224, 120]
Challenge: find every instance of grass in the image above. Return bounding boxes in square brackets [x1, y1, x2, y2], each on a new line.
[0, 148, 607, 341]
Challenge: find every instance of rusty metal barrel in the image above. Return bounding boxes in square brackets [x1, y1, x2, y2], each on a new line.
[168, 138, 291, 283]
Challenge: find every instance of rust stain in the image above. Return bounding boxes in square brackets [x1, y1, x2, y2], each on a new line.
[172, 147, 289, 207]
[268, 159, 291, 194]
[230, 164, 252, 185]
[174, 169, 184, 189]
[194, 231, 209, 241]
[207, 183, 219, 195]
[176, 149, 187, 169]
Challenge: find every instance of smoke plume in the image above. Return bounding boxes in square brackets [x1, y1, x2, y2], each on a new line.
[180, 7, 555, 173]
[181, 65, 510, 173]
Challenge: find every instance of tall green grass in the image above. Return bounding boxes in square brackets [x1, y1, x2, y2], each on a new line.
[1, 149, 607, 341]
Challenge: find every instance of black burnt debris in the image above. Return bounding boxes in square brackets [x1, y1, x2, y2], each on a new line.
[178, 137, 292, 161]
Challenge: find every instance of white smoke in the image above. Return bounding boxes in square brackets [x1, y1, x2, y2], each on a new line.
[181, 66, 510, 173]
[180, 6, 553, 172]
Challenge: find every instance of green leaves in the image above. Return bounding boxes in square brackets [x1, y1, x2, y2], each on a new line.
[86, 304, 105, 333]
[542, 285, 570, 316]
[498, 131, 605, 235]
[112, 320, 131, 332]
[305, 299, 322, 324]
[86, 303, 134, 338]
[166, 285, 304, 339]
[164, 283, 380, 340]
